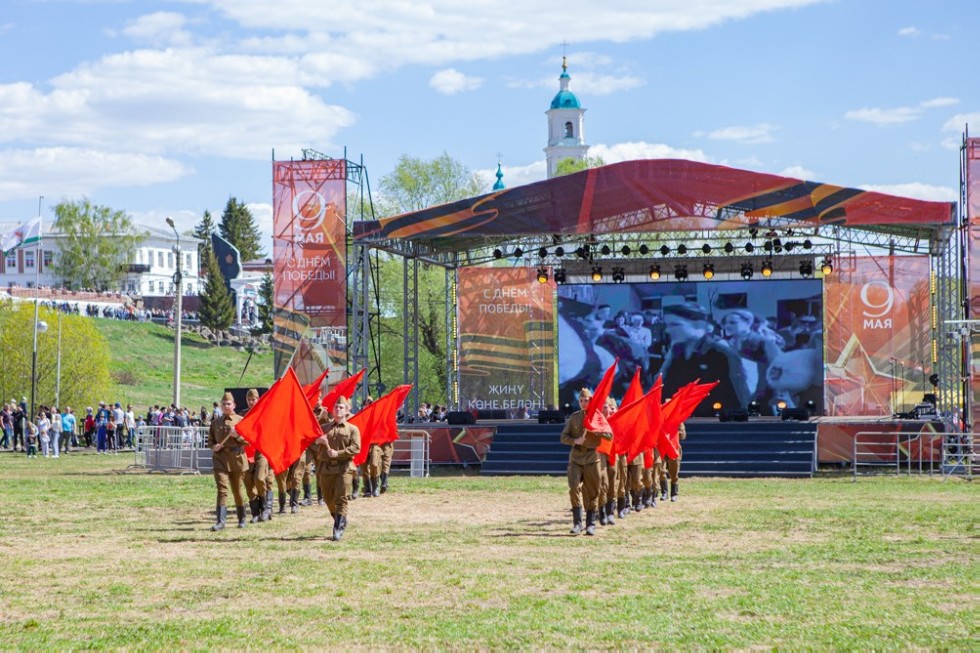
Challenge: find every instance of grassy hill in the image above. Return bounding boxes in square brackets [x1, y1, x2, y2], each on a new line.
[92, 319, 275, 410]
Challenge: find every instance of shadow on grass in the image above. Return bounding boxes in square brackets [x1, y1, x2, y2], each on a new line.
[148, 330, 212, 350]
[155, 533, 327, 543]
[490, 531, 574, 538]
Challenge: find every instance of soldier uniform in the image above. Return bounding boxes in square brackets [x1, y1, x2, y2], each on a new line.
[359, 444, 383, 497]
[379, 440, 394, 493]
[560, 390, 606, 536]
[642, 447, 659, 508]
[627, 450, 645, 512]
[241, 389, 273, 523]
[314, 399, 361, 541]
[615, 454, 629, 518]
[662, 422, 685, 501]
[208, 392, 248, 531]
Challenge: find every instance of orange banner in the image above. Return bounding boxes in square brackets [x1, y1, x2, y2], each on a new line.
[824, 256, 932, 416]
[457, 267, 555, 415]
[272, 159, 347, 383]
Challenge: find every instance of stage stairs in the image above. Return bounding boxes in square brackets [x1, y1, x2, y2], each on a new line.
[479, 420, 817, 477]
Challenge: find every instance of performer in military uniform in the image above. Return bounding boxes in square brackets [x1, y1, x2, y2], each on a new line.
[662, 421, 686, 501]
[359, 443, 383, 498]
[597, 397, 617, 527]
[627, 449, 645, 513]
[379, 440, 394, 494]
[241, 389, 273, 523]
[642, 447, 659, 508]
[559, 388, 607, 536]
[314, 396, 361, 541]
[208, 392, 248, 531]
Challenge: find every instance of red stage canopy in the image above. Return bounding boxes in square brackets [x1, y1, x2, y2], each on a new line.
[354, 159, 954, 245]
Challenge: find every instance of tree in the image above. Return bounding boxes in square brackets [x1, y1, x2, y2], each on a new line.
[254, 272, 274, 335]
[218, 197, 264, 262]
[51, 199, 146, 291]
[193, 209, 216, 261]
[554, 155, 606, 177]
[377, 152, 485, 216]
[198, 248, 235, 331]
[0, 303, 110, 411]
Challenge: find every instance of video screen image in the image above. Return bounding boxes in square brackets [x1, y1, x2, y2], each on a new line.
[557, 279, 824, 417]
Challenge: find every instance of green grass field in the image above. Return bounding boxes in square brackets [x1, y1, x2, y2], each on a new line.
[0, 454, 974, 649]
[93, 320, 275, 410]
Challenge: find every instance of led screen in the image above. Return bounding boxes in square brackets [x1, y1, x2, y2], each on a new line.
[557, 279, 824, 417]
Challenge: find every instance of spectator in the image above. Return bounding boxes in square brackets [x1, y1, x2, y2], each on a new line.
[50, 406, 62, 458]
[62, 407, 76, 453]
[37, 410, 51, 457]
[84, 408, 95, 448]
[125, 404, 136, 448]
[1, 403, 11, 449]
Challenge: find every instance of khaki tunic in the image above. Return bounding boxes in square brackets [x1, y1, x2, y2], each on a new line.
[560, 410, 605, 511]
[208, 413, 247, 507]
[314, 419, 361, 517]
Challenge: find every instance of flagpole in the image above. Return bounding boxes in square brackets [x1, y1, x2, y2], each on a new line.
[29, 196, 43, 422]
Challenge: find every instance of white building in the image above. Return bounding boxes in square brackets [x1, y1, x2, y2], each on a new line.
[544, 57, 589, 178]
[0, 222, 201, 297]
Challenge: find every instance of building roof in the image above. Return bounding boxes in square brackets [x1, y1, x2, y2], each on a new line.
[550, 89, 581, 110]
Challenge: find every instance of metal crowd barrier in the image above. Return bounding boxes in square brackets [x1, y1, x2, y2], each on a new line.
[852, 430, 940, 480]
[940, 432, 975, 480]
[393, 429, 431, 478]
[129, 426, 210, 474]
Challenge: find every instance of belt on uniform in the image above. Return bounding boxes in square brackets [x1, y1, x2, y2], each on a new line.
[573, 445, 595, 452]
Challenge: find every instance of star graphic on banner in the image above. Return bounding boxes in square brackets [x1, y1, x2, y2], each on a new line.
[826, 335, 913, 416]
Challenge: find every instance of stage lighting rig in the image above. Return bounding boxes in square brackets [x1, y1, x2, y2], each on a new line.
[554, 246, 565, 257]
[674, 265, 688, 281]
[600, 244, 611, 256]
[764, 240, 773, 253]
[677, 244, 688, 255]
[538, 247, 548, 259]
[575, 245, 589, 259]
[761, 260, 773, 277]
[821, 258, 833, 276]
[745, 242, 755, 253]
[649, 264, 661, 280]
[740, 263, 754, 280]
[591, 267, 603, 281]
[612, 267, 626, 283]
[513, 247, 523, 258]
[702, 263, 714, 280]
[660, 244, 670, 256]
[554, 268, 567, 284]
[803, 239, 813, 250]
[724, 242, 734, 254]
[701, 243, 712, 254]
[799, 260, 814, 278]
[639, 244, 650, 255]
[536, 268, 549, 284]
[492, 248, 502, 259]
[621, 245, 631, 256]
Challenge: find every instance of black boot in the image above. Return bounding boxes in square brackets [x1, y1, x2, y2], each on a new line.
[371, 477, 381, 497]
[598, 503, 608, 526]
[617, 496, 628, 519]
[633, 490, 644, 512]
[605, 500, 616, 525]
[671, 482, 678, 502]
[569, 507, 583, 535]
[211, 506, 227, 531]
[301, 480, 312, 506]
[249, 497, 261, 523]
[380, 473, 389, 494]
[330, 513, 339, 540]
[660, 477, 668, 501]
[262, 491, 273, 522]
[351, 476, 359, 500]
[290, 489, 299, 514]
[648, 488, 658, 508]
[236, 505, 247, 528]
[335, 515, 347, 541]
[278, 492, 286, 514]
[316, 484, 324, 505]
[363, 476, 374, 498]
[585, 510, 597, 536]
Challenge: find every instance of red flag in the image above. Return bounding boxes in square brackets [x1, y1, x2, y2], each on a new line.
[321, 369, 367, 414]
[302, 367, 330, 406]
[608, 387, 657, 464]
[583, 359, 618, 434]
[660, 381, 718, 459]
[633, 376, 663, 461]
[351, 385, 412, 467]
[621, 368, 644, 408]
[236, 368, 323, 475]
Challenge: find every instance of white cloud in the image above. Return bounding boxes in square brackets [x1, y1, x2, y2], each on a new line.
[0, 148, 190, 203]
[508, 71, 644, 96]
[942, 112, 980, 132]
[897, 26, 920, 37]
[120, 12, 193, 47]
[844, 107, 920, 125]
[920, 97, 958, 109]
[477, 161, 547, 191]
[589, 141, 711, 164]
[779, 165, 818, 179]
[429, 69, 484, 95]
[859, 182, 957, 203]
[696, 123, 778, 144]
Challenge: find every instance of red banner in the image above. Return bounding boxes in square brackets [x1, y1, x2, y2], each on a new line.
[967, 138, 980, 428]
[457, 267, 555, 415]
[272, 159, 347, 383]
[824, 256, 932, 416]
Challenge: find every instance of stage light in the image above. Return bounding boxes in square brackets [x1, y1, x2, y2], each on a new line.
[784, 241, 795, 252]
[554, 246, 565, 257]
[649, 264, 661, 280]
[677, 244, 688, 255]
[749, 227, 759, 237]
[612, 266, 626, 283]
[621, 245, 631, 256]
[764, 240, 773, 252]
[712, 402, 722, 412]
[538, 247, 548, 259]
[513, 247, 523, 258]
[805, 400, 816, 415]
[724, 242, 734, 254]
[554, 268, 567, 284]
[674, 265, 688, 281]
[776, 400, 787, 411]
[702, 243, 712, 254]
[929, 373, 939, 387]
[575, 246, 587, 259]
[536, 267, 549, 284]
[799, 260, 814, 278]
[803, 239, 813, 249]
[744, 242, 755, 253]
[748, 400, 761, 416]
[761, 260, 773, 277]
[492, 248, 502, 259]
[740, 263, 754, 280]
[821, 258, 833, 276]
[702, 263, 714, 279]
[591, 267, 603, 281]
[639, 244, 650, 255]
[660, 244, 670, 256]
[600, 244, 611, 256]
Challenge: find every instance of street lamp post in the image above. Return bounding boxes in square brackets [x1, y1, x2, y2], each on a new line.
[166, 217, 182, 410]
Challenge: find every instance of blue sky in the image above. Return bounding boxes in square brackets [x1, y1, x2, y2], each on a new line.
[0, 0, 975, 253]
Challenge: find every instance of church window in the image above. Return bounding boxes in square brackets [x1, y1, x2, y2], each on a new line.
[564, 122, 574, 138]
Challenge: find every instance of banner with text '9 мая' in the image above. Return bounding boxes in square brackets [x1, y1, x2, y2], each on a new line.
[458, 267, 555, 415]
[272, 159, 347, 383]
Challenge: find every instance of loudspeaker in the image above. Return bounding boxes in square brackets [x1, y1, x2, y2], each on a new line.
[781, 407, 810, 422]
[446, 411, 475, 425]
[719, 409, 749, 423]
[477, 409, 507, 420]
[538, 410, 564, 424]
